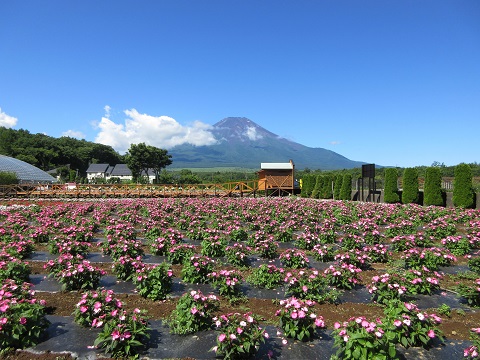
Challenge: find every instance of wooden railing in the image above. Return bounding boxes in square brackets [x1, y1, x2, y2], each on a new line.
[0, 180, 273, 199]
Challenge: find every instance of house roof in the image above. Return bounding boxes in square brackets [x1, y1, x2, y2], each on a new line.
[86, 163, 110, 173]
[109, 164, 132, 176]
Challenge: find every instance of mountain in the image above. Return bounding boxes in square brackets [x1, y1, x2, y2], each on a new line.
[168, 117, 366, 170]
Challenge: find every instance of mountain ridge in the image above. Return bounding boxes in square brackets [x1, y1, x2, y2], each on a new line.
[168, 117, 366, 170]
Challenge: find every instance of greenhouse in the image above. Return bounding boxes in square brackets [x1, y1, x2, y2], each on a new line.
[0, 154, 57, 183]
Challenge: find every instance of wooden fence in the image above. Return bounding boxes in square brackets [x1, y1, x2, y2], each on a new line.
[0, 180, 270, 199]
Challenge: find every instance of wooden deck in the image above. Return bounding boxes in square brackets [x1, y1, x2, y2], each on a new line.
[0, 180, 286, 199]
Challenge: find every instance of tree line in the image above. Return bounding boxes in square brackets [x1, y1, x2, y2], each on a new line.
[1, 126, 478, 188]
[0, 126, 123, 176]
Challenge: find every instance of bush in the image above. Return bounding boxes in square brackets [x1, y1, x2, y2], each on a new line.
[339, 173, 352, 201]
[310, 175, 324, 199]
[402, 167, 419, 204]
[384, 168, 400, 203]
[424, 167, 444, 206]
[320, 174, 334, 199]
[453, 163, 475, 208]
[300, 174, 316, 198]
[333, 174, 343, 200]
[0, 171, 18, 185]
[168, 290, 220, 335]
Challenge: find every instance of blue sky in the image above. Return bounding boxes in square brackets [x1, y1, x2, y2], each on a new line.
[1, 1, 479, 168]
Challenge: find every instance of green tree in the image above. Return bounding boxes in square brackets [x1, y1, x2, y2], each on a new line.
[401, 167, 419, 204]
[453, 163, 475, 208]
[157, 170, 174, 184]
[339, 173, 352, 201]
[0, 171, 19, 184]
[384, 168, 400, 203]
[177, 169, 201, 184]
[320, 174, 334, 199]
[311, 175, 324, 199]
[300, 174, 316, 198]
[333, 174, 343, 200]
[125, 143, 172, 183]
[424, 167, 444, 206]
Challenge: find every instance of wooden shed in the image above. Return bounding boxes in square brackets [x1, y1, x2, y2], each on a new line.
[258, 160, 295, 195]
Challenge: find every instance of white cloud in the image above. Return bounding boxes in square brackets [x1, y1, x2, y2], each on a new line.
[0, 108, 18, 128]
[104, 105, 111, 118]
[330, 140, 341, 145]
[244, 126, 263, 141]
[62, 130, 86, 139]
[94, 108, 218, 153]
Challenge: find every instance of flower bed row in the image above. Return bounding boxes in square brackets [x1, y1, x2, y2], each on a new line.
[1, 197, 480, 359]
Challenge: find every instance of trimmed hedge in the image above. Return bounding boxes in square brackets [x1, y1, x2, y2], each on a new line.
[453, 163, 475, 208]
[424, 167, 443, 206]
[311, 175, 324, 199]
[333, 174, 342, 200]
[321, 174, 334, 199]
[402, 168, 419, 204]
[384, 168, 400, 203]
[339, 173, 352, 201]
[300, 174, 316, 198]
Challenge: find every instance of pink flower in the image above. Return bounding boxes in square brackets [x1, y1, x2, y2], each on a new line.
[218, 333, 226, 342]
[79, 305, 88, 313]
[111, 329, 121, 340]
[427, 329, 436, 338]
[191, 307, 198, 315]
[237, 327, 243, 334]
[93, 301, 102, 313]
[19, 317, 27, 324]
[291, 312, 298, 319]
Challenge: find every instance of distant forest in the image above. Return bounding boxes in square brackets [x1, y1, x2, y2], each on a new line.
[1, 126, 479, 184]
[0, 127, 123, 175]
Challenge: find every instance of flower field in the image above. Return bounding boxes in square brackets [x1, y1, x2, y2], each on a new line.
[1, 197, 480, 359]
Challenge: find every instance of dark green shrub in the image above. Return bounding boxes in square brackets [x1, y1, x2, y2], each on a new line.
[0, 171, 19, 185]
[320, 174, 334, 199]
[424, 167, 444, 206]
[384, 168, 400, 203]
[453, 163, 475, 208]
[311, 175, 324, 199]
[402, 167, 419, 204]
[300, 174, 316, 198]
[339, 173, 352, 201]
[333, 174, 342, 200]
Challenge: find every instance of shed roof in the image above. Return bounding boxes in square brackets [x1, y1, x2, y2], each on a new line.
[260, 162, 294, 170]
